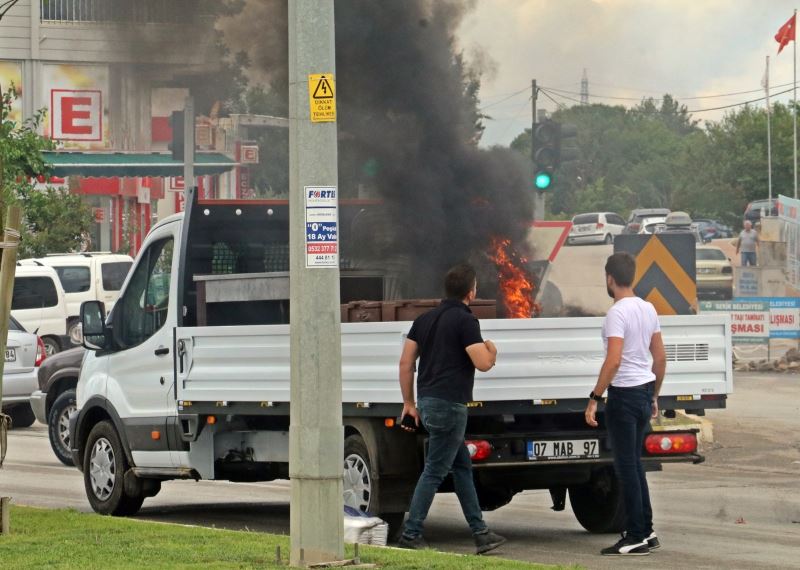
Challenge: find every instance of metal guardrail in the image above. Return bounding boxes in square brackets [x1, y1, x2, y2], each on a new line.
[40, 0, 203, 24]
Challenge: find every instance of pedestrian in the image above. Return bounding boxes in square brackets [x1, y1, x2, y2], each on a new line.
[397, 262, 506, 554]
[736, 220, 760, 266]
[585, 252, 667, 556]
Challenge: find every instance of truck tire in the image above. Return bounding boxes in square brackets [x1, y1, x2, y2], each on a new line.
[83, 420, 144, 516]
[343, 434, 405, 538]
[48, 389, 77, 466]
[568, 467, 626, 534]
[42, 336, 61, 356]
[7, 404, 36, 428]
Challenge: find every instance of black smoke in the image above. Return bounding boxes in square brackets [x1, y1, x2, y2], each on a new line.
[220, 0, 533, 298]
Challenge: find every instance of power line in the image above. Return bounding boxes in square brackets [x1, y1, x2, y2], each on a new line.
[538, 88, 566, 110]
[539, 86, 795, 114]
[478, 86, 529, 111]
[542, 82, 796, 102]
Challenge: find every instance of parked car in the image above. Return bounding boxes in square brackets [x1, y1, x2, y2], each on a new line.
[567, 212, 627, 245]
[1, 316, 47, 428]
[20, 253, 133, 344]
[623, 208, 671, 234]
[29, 346, 84, 465]
[744, 199, 779, 225]
[696, 245, 733, 300]
[694, 218, 733, 240]
[11, 264, 70, 355]
[654, 211, 704, 243]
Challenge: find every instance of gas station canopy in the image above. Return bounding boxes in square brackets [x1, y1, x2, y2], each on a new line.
[42, 151, 238, 178]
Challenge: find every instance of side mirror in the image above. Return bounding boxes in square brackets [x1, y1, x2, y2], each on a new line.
[81, 300, 108, 351]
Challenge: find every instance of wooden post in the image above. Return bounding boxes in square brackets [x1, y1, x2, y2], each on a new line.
[0, 207, 21, 536]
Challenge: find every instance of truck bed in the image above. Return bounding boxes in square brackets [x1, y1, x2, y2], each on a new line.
[174, 315, 732, 409]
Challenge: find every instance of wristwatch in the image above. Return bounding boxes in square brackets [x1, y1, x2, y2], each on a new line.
[589, 391, 604, 402]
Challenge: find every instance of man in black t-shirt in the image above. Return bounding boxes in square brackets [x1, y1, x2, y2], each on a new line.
[396, 263, 506, 555]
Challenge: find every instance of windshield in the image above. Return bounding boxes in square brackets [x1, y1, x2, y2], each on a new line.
[573, 214, 598, 225]
[696, 249, 727, 261]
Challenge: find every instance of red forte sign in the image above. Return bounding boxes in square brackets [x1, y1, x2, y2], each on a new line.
[51, 89, 102, 141]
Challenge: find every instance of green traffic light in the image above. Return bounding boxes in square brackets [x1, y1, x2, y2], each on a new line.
[535, 171, 552, 190]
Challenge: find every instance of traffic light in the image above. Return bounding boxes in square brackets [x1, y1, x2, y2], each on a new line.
[169, 110, 184, 161]
[532, 119, 560, 191]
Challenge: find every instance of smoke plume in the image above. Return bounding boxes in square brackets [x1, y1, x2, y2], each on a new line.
[220, 0, 533, 297]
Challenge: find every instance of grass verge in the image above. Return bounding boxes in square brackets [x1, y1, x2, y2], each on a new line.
[1, 506, 577, 570]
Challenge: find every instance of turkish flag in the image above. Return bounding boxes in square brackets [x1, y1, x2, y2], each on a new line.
[776, 13, 796, 54]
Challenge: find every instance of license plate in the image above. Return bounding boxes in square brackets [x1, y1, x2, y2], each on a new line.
[697, 267, 716, 274]
[527, 439, 599, 461]
[4, 348, 15, 362]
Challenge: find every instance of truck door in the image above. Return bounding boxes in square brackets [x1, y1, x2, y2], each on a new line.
[104, 222, 178, 469]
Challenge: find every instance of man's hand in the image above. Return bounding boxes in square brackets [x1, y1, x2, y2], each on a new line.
[585, 399, 598, 427]
[651, 398, 659, 419]
[400, 402, 420, 432]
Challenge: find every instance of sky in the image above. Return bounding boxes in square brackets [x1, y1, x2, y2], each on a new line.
[458, 0, 800, 147]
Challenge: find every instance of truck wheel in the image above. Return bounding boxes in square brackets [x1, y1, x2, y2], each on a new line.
[83, 420, 144, 516]
[7, 404, 36, 428]
[48, 389, 77, 466]
[42, 336, 61, 356]
[568, 467, 626, 533]
[343, 434, 405, 538]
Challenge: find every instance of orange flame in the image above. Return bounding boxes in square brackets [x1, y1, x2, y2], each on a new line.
[489, 237, 537, 318]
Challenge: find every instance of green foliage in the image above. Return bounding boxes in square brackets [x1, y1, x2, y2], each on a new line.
[4, 506, 568, 570]
[17, 185, 94, 258]
[510, 94, 788, 227]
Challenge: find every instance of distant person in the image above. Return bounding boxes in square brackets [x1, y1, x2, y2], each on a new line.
[397, 263, 506, 555]
[736, 220, 760, 266]
[585, 252, 666, 556]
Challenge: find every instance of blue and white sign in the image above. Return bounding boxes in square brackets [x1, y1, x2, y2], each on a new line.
[304, 186, 338, 268]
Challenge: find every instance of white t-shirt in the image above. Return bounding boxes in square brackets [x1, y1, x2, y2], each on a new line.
[602, 296, 661, 387]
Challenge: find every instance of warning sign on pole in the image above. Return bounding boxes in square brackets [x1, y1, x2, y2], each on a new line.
[308, 74, 337, 123]
[304, 186, 338, 268]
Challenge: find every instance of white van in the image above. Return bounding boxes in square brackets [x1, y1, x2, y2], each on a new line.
[11, 264, 70, 355]
[20, 253, 133, 343]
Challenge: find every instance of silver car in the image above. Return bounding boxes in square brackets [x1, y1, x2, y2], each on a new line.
[1, 316, 46, 428]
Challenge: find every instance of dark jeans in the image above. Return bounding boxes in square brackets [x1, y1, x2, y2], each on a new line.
[402, 396, 487, 538]
[606, 382, 655, 542]
[741, 251, 757, 266]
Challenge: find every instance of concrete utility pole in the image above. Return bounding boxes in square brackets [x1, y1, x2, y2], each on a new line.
[183, 95, 195, 200]
[532, 79, 545, 221]
[288, 0, 344, 566]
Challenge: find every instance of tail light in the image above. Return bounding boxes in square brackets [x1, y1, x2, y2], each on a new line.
[722, 266, 732, 274]
[628, 223, 641, 232]
[644, 432, 697, 455]
[596, 223, 605, 230]
[465, 440, 493, 461]
[35, 337, 47, 366]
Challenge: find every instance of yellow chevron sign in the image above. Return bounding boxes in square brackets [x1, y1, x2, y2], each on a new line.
[615, 234, 697, 315]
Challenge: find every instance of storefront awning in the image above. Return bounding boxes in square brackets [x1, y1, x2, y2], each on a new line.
[42, 151, 238, 178]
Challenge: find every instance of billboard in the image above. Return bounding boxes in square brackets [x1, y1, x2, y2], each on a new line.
[41, 64, 109, 149]
[0, 61, 23, 124]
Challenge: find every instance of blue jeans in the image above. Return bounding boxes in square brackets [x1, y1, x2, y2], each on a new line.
[606, 382, 655, 542]
[402, 397, 487, 538]
[741, 251, 757, 266]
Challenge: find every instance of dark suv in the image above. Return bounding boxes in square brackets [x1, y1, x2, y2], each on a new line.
[744, 199, 778, 224]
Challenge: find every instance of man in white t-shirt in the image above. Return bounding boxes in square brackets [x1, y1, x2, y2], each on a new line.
[585, 252, 667, 557]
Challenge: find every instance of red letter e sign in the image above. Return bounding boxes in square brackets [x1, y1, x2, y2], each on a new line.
[51, 89, 102, 141]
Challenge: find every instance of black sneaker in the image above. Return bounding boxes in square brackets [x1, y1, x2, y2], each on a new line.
[646, 531, 660, 550]
[601, 535, 650, 556]
[397, 534, 428, 550]
[474, 530, 507, 555]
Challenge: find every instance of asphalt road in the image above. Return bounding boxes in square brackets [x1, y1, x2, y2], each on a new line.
[1, 371, 797, 569]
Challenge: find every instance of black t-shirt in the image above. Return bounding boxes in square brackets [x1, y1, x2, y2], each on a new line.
[407, 299, 484, 404]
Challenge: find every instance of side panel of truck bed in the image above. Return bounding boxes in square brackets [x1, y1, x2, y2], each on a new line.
[174, 315, 731, 404]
